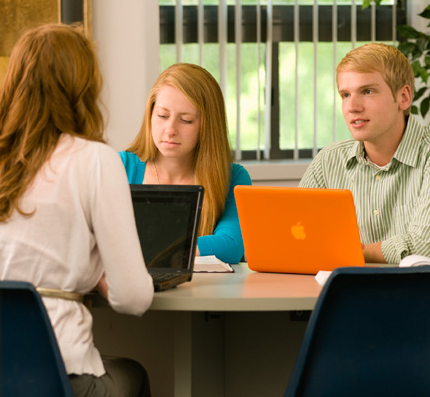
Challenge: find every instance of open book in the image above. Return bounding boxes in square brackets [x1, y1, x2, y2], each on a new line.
[399, 255, 430, 267]
[194, 255, 234, 273]
[315, 271, 332, 286]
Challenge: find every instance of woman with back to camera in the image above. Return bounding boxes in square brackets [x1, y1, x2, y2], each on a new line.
[0, 24, 153, 396]
[120, 63, 252, 264]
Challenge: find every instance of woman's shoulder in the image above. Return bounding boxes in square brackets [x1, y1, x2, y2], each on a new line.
[230, 163, 252, 185]
[48, 136, 125, 182]
[231, 162, 248, 174]
[56, 134, 114, 160]
[118, 151, 146, 184]
[118, 150, 144, 165]
[118, 151, 146, 170]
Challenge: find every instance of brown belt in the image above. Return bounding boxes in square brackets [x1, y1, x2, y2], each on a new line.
[36, 287, 84, 303]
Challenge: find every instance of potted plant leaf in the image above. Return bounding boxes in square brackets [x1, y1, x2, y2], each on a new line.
[396, 5, 430, 119]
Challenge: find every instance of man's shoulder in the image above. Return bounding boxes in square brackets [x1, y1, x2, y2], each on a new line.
[409, 119, 430, 160]
[405, 115, 430, 147]
[316, 138, 357, 159]
[420, 125, 430, 146]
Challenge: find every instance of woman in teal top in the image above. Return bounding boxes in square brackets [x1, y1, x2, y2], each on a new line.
[120, 63, 251, 264]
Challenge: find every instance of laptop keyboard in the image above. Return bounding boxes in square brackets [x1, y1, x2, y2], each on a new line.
[150, 272, 190, 292]
[151, 272, 183, 282]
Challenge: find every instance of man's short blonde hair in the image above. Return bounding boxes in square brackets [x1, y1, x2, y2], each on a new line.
[337, 43, 415, 115]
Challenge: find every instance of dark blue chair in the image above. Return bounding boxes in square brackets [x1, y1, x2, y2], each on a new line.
[285, 266, 430, 397]
[0, 280, 74, 396]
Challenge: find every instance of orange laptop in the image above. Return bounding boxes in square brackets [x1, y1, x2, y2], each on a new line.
[234, 185, 365, 274]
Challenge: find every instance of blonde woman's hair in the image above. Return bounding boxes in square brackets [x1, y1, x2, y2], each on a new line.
[0, 24, 105, 222]
[336, 42, 415, 115]
[128, 63, 233, 236]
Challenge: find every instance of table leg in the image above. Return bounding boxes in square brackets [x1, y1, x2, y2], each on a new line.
[173, 312, 225, 397]
[173, 312, 192, 397]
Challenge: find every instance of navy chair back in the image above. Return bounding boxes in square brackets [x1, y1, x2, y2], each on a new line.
[285, 266, 430, 397]
[0, 280, 74, 396]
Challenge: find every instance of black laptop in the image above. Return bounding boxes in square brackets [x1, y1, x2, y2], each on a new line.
[130, 184, 204, 292]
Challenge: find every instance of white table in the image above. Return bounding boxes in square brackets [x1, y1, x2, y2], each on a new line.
[90, 264, 323, 397]
[150, 264, 322, 311]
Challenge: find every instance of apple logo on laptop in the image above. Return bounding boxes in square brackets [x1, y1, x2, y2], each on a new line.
[291, 222, 306, 240]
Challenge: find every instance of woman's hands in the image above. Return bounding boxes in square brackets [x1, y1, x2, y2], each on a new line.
[96, 273, 108, 299]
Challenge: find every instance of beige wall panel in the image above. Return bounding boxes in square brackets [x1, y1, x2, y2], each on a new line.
[0, 57, 9, 87]
[0, 0, 59, 56]
[0, 0, 59, 87]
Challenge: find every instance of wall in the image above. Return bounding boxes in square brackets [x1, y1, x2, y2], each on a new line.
[241, 160, 310, 187]
[92, 0, 160, 152]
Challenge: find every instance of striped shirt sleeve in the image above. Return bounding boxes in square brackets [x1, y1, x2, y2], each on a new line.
[300, 116, 430, 264]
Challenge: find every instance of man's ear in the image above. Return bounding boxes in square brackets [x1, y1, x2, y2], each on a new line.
[398, 84, 413, 111]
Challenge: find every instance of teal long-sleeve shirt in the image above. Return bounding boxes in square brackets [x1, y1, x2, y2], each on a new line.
[119, 151, 252, 264]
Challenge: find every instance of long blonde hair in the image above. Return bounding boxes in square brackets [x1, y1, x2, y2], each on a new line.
[0, 24, 105, 222]
[128, 63, 233, 236]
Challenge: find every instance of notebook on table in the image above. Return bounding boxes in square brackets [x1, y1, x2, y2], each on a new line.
[130, 184, 204, 291]
[234, 185, 365, 275]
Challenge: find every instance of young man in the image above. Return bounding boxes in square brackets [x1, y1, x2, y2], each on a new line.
[300, 43, 430, 264]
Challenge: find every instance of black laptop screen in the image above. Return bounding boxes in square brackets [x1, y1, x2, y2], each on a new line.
[130, 185, 203, 270]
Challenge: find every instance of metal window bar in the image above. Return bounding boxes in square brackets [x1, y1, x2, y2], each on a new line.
[256, 1, 262, 160]
[264, 0, 273, 160]
[294, 0, 300, 160]
[371, 2, 376, 42]
[351, 0, 357, 49]
[175, 0, 183, 62]
[198, 0, 204, 66]
[235, 0, 242, 161]
[219, 0, 228, 99]
[313, 0, 319, 158]
[332, 0, 338, 143]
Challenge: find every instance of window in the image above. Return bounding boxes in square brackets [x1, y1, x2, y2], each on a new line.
[159, 1, 406, 160]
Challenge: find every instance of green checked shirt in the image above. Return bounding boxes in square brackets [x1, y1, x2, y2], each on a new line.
[300, 116, 430, 264]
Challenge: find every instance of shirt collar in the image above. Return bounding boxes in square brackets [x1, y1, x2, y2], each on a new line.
[345, 115, 423, 169]
[346, 140, 365, 169]
[392, 116, 423, 167]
